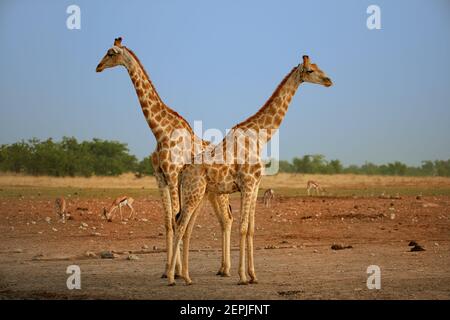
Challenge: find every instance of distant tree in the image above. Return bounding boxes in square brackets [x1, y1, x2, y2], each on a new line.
[135, 155, 154, 178]
[328, 159, 343, 174]
[278, 160, 294, 173]
[0, 137, 138, 177]
[421, 160, 435, 176]
[1, 139, 449, 177]
[434, 159, 450, 177]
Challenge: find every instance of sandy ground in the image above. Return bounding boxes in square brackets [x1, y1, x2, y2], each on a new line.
[0, 192, 449, 299]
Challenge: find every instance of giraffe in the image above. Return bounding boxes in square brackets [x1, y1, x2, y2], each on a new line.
[96, 37, 234, 278]
[167, 55, 332, 285]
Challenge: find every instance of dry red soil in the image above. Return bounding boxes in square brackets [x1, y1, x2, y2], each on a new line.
[0, 194, 449, 299]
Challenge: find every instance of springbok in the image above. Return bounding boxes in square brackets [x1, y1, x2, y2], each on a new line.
[54, 197, 67, 222]
[263, 189, 275, 208]
[306, 180, 325, 196]
[103, 196, 136, 221]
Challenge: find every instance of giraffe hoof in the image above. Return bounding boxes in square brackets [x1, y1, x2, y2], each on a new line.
[221, 272, 231, 277]
[185, 280, 193, 286]
[168, 282, 176, 286]
[249, 279, 258, 284]
[175, 274, 182, 279]
[238, 280, 249, 285]
[161, 273, 168, 278]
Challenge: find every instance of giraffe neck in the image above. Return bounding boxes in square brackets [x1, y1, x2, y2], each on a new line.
[233, 66, 302, 139]
[122, 47, 194, 142]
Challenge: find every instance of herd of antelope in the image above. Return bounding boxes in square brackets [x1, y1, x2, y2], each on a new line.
[54, 181, 324, 221]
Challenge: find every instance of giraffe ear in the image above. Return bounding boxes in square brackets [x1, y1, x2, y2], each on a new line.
[114, 37, 123, 47]
[302, 55, 310, 67]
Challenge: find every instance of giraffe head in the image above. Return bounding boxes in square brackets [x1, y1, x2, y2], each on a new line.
[299, 55, 333, 87]
[96, 37, 129, 72]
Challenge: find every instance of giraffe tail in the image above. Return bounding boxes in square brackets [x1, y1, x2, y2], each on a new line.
[174, 172, 184, 226]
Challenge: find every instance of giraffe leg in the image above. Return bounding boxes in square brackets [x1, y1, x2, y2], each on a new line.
[238, 191, 253, 285]
[168, 172, 206, 286]
[208, 193, 233, 277]
[181, 199, 205, 285]
[247, 185, 260, 284]
[154, 170, 174, 279]
[166, 175, 184, 278]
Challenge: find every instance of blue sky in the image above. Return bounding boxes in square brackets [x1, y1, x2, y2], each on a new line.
[0, 0, 449, 165]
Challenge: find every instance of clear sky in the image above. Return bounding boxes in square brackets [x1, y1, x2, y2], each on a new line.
[1, 0, 449, 166]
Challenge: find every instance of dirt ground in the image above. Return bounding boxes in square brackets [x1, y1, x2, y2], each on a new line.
[0, 189, 449, 299]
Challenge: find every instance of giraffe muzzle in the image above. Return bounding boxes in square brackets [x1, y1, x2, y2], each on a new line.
[96, 63, 104, 72]
[323, 77, 333, 87]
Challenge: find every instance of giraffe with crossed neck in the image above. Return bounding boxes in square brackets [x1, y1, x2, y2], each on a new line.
[96, 37, 234, 278]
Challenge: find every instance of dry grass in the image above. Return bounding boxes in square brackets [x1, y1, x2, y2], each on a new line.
[260, 173, 450, 189]
[1, 173, 450, 190]
[0, 173, 158, 189]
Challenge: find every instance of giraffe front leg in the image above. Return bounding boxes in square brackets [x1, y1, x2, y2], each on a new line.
[247, 186, 260, 284]
[154, 170, 173, 278]
[168, 201, 200, 286]
[238, 192, 252, 285]
[167, 181, 183, 278]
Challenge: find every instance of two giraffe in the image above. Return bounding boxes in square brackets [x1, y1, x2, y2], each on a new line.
[96, 38, 333, 286]
[96, 38, 234, 278]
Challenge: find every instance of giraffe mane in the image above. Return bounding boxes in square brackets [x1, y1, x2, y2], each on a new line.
[124, 46, 194, 134]
[123, 46, 163, 102]
[233, 66, 297, 129]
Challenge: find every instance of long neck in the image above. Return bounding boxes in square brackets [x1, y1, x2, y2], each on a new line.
[233, 66, 302, 137]
[210, 66, 302, 164]
[122, 48, 194, 142]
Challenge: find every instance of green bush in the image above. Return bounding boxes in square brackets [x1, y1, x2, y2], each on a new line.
[0, 137, 139, 177]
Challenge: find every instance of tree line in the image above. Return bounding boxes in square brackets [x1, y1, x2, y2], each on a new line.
[0, 137, 153, 177]
[277, 154, 450, 176]
[1, 138, 449, 177]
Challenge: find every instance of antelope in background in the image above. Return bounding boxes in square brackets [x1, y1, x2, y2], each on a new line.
[103, 196, 136, 221]
[54, 196, 67, 222]
[306, 180, 326, 196]
[263, 189, 275, 208]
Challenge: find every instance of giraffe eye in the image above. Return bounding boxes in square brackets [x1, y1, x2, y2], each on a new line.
[307, 70, 314, 74]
